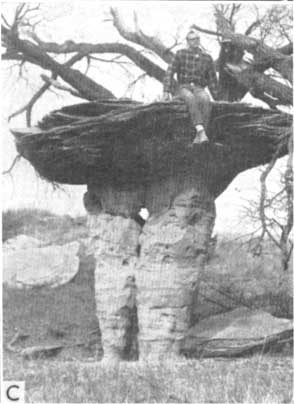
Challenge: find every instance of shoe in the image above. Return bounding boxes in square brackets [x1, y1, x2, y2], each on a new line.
[192, 129, 209, 144]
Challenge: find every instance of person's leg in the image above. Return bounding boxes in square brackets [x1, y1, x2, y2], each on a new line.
[192, 87, 212, 131]
[177, 86, 204, 127]
[176, 86, 208, 144]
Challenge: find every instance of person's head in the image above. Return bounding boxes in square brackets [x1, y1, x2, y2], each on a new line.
[186, 26, 201, 50]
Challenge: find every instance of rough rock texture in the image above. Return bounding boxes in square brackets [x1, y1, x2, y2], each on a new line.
[3, 239, 80, 289]
[88, 213, 141, 361]
[182, 307, 293, 358]
[136, 186, 216, 359]
[193, 248, 293, 321]
[3, 235, 42, 251]
[12, 100, 291, 188]
[87, 183, 216, 360]
[11, 100, 291, 361]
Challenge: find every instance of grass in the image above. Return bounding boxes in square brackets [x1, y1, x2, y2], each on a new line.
[3, 254, 100, 362]
[3, 208, 293, 403]
[199, 236, 293, 320]
[2, 208, 87, 244]
[3, 356, 293, 403]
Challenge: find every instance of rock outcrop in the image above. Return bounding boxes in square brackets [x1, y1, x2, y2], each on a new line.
[3, 235, 41, 251]
[87, 183, 216, 360]
[182, 308, 293, 358]
[88, 214, 140, 361]
[10, 100, 292, 361]
[136, 187, 215, 359]
[3, 237, 80, 289]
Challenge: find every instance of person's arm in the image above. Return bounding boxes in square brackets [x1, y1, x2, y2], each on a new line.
[206, 56, 219, 100]
[163, 52, 179, 98]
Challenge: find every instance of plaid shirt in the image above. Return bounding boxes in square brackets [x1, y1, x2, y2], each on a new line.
[163, 48, 218, 99]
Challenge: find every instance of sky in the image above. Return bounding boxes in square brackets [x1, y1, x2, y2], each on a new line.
[1, 1, 291, 236]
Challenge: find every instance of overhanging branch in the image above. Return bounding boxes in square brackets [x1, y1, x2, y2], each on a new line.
[225, 63, 292, 106]
[191, 15, 292, 84]
[8, 81, 52, 126]
[2, 28, 115, 100]
[17, 32, 166, 83]
[110, 7, 174, 64]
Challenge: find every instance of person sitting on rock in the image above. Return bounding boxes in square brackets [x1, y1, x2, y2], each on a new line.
[162, 26, 219, 145]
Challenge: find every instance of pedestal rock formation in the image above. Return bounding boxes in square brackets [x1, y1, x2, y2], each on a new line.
[11, 99, 292, 360]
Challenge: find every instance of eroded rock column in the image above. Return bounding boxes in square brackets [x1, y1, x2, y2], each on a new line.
[137, 186, 216, 359]
[88, 213, 141, 361]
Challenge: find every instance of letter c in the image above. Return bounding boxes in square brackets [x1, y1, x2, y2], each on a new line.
[7, 385, 20, 401]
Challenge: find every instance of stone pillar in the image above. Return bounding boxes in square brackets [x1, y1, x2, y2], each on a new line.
[88, 213, 141, 361]
[136, 186, 215, 359]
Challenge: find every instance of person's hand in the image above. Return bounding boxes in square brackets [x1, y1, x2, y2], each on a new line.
[211, 90, 220, 101]
[162, 92, 172, 101]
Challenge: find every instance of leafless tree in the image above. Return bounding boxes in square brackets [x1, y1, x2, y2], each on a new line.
[2, 3, 293, 267]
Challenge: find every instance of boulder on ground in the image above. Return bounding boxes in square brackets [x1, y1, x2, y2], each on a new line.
[193, 245, 293, 320]
[182, 307, 293, 358]
[3, 235, 42, 251]
[3, 238, 80, 289]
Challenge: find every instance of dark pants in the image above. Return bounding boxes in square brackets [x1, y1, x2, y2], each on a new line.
[176, 84, 212, 130]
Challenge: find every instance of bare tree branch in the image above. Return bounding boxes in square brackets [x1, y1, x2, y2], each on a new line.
[188, 23, 221, 37]
[8, 81, 51, 126]
[278, 42, 293, 55]
[256, 129, 293, 269]
[192, 8, 292, 83]
[110, 7, 173, 63]
[10, 32, 166, 83]
[245, 19, 262, 36]
[7, 51, 92, 125]
[2, 154, 21, 175]
[2, 25, 115, 100]
[40, 74, 81, 98]
[126, 73, 147, 95]
[259, 145, 284, 248]
[280, 133, 293, 269]
[225, 62, 292, 106]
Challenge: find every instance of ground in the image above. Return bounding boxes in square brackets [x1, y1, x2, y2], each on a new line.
[2, 209, 293, 403]
[3, 253, 101, 362]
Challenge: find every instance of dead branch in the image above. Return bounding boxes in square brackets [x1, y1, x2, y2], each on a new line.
[245, 19, 262, 36]
[110, 7, 173, 63]
[258, 135, 293, 266]
[214, 6, 235, 34]
[225, 63, 292, 106]
[222, 33, 292, 83]
[188, 23, 221, 38]
[2, 154, 21, 175]
[126, 73, 147, 94]
[280, 133, 293, 270]
[7, 53, 90, 126]
[8, 80, 53, 125]
[2, 27, 115, 100]
[4, 3, 41, 37]
[6, 31, 166, 83]
[40, 74, 81, 98]
[229, 4, 242, 27]
[89, 54, 131, 65]
[6, 329, 29, 353]
[193, 7, 292, 84]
